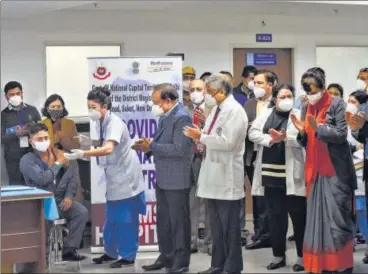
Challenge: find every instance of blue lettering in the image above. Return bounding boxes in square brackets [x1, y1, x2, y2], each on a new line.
[142, 169, 156, 189]
[127, 119, 158, 139]
[136, 150, 153, 164]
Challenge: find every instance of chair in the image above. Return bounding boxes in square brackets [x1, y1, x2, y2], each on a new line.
[48, 218, 80, 272]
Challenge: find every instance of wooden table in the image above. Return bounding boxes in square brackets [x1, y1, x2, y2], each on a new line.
[1, 190, 52, 273]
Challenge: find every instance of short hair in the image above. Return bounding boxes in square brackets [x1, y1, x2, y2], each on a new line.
[200, 72, 212, 80]
[160, 86, 179, 101]
[349, 90, 368, 105]
[307, 67, 326, 80]
[205, 73, 232, 96]
[219, 71, 233, 79]
[41, 94, 69, 118]
[301, 69, 326, 89]
[359, 67, 368, 74]
[327, 83, 344, 97]
[270, 84, 295, 107]
[256, 69, 278, 86]
[28, 122, 48, 137]
[242, 66, 257, 78]
[87, 86, 112, 110]
[4, 81, 23, 94]
[153, 83, 173, 90]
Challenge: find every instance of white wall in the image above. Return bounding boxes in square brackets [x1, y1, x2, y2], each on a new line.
[1, 10, 368, 112]
[317, 47, 368, 101]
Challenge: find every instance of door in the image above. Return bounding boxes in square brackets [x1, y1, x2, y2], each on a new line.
[233, 48, 293, 216]
[233, 48, 293, 87]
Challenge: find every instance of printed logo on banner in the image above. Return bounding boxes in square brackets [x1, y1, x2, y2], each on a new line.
[93, 66, 111, 80]
[147, 60, 174, 73]
[132, 61, 140, 74]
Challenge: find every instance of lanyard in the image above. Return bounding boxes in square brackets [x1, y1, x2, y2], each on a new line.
[18, 107, 24, 127]
[96, 113, 110, 166]
[207, 107, 221, 135]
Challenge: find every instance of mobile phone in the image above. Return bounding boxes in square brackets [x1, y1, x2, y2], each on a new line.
[358, 103, 366, 114]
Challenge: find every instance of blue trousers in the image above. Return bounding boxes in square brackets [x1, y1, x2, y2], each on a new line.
[104, 193, 145, 260]
[356, 195, 368, 241]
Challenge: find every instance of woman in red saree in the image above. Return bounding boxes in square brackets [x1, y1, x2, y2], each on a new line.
[291, 68, 357, 274]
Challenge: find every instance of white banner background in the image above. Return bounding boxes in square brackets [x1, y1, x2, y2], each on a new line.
[88, 56, 183, 253]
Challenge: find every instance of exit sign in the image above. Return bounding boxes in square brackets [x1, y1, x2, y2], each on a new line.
[256, 34, 272, 43]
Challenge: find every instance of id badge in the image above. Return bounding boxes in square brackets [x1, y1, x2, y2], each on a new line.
[19, 136, 29, 148]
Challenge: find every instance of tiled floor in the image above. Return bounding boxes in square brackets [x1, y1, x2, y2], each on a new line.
[53, 243, 368, 273]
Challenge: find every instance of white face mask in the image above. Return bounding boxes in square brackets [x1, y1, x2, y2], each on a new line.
[151, 105, 164, 117]
[9, 95, 22, 107]
[190, 92, 204, 105]
[88, 109, 102, 121]
[278, 98, 294, 112]
[253, 87, 266, 99]
[346, 103, 358, 115]
[33, 140, 50, 152]
[204, 94, 217, 107]
[357, 79, 367, 91]
[307, 92, 323, 105]
[247, 81, 254, 91]
[183, 80, 191, 91]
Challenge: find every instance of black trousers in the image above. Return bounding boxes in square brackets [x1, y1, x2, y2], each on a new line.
[156, 187, 191, 268]
[5, 158, 25, 185]
[208, 199, 243, 273]
[264, 187, 306, 258]
[244, 152, 270, 241]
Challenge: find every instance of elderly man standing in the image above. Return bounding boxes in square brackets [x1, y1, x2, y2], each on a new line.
[184, 74, 248, 274]
[186, 79, 216, 255]
[137, 84, 194, 274]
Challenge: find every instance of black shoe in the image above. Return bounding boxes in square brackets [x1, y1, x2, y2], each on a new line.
[288, 235, 296, 241]
[92, 254, 116, 264]
[198, 228, 205, 240]
[251, 235, 257, 241]
[363, 256, 368, 264]
[62, 250, 87, 261]
[292, 264, 305, 272]
[191, 247, 199, 254]
[266, 258, 286, 270]
[110, 258, 135, 268]
[245, 239, 271, 250]
[198, 267, 223, 274]
[142, 258, 166, 271]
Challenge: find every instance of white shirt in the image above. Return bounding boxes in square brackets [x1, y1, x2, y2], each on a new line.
[254, 96, 272, 151]
[196, 95, 248, 200]
[96, 111, 145, 201]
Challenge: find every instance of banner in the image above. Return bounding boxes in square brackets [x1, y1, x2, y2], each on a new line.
[88, 57, 183, 253]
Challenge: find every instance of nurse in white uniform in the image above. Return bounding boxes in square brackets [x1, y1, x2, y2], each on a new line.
[64, 87, 145, 268]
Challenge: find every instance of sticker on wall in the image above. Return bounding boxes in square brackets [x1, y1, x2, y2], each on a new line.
[256, 33, 272, 43]
[246, 53, 277, 66]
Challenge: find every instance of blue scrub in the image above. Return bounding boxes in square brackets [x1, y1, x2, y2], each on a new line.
[356, 195, 368, 241]
[104, 191, 146, 260]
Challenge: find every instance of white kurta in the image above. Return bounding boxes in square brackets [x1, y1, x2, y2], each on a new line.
[248, 107, 306, 197]
[197, 95, 248, 201]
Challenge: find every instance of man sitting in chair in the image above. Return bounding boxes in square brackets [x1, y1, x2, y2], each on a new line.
[19, 122, 88, 261]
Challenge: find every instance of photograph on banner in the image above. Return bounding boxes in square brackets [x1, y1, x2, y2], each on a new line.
[88, 57, 183, 251]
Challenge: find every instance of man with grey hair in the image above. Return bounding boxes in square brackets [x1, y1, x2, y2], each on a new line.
[138, 83, 194, 273]
[184, 74, 248, 274]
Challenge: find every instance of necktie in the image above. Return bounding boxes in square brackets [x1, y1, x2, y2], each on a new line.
[203, 107, 221, 158]
[193, 106, 200, 127]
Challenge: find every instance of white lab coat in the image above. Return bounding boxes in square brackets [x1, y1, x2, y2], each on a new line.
[353, 149, 365, 196]
[197, 95, 248, 200]
[248, 107, 306, 197]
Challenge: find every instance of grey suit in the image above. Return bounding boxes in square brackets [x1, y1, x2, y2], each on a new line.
[149, 103, 194, 269]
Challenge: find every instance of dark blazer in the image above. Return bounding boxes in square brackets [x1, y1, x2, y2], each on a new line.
[297, 98, 357, 191]
[149, 103, 194, 190]
[351, 106, 368, 183]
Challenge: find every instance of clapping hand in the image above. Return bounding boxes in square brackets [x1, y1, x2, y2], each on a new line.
[131, 137, 151, 152]
[269, 128, 286, 144]
[290, 113, 305, 133]
[183, 125, 201, 142]
[346, 112, 365, 131]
